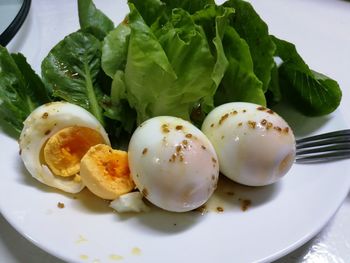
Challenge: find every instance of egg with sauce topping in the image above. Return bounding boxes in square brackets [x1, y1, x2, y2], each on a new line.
[80, 144, 135, 200]
[128, 116, 219, 212]
[19, 101, 110, 193]
[202, 102, 296, 186]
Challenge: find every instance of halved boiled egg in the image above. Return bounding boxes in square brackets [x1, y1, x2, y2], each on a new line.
[19, 101, 110, 193]
[80, 144, 135, 200]
[202, 102, 296, 186]
[128, 116, 219, 212]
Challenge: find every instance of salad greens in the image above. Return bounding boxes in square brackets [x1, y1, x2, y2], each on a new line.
[0, 0, 342, 140]
[41, 31, 105, 126]
[77, 0, 114, 40]
[0, 47, 50, 135]
[272, 36, 342, 116]
[101, 23, 130, 78]
[223, 0, 276, 93]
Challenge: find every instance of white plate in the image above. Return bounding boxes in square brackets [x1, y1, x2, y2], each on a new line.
[2, 0, 350, 262]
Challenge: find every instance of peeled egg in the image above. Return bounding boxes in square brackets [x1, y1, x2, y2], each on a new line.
[128, 116, 219, 212]
[202, 102, 296, 186]
[19, 101, 110, 193]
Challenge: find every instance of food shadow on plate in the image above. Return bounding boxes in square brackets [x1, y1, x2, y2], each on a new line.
[271, 101, 331, 137]
[16, 159, 111, 214]
[16, 159, 57, 192]
[113, 199, 205, 234]
[205, 176, 283, 212]
[112, 176, 282, 234]
[71, 188, 112, 214]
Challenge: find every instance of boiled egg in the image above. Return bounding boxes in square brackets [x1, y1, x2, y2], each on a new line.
[202, 102, 296, 186]
[109, 192, 150, 213]
[80, 144, 135, 200]
[19, 101, 110, 193]
[128, 116, 219, 212]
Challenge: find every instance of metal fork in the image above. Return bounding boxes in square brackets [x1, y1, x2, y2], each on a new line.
[296, 129, 350, 163]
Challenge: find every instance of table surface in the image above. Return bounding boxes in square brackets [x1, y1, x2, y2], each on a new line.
[1, 0, 350, 262]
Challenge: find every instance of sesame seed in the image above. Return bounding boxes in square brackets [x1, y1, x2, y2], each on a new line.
[219, 113, 229, 125]
[42, 112, 49, 119]
[274, 126, 282, 132]
[248, 121, 256, 129]
[216, 207, 224, 213]
[240, 199, 252, 211]
[161, 124, 170, 133]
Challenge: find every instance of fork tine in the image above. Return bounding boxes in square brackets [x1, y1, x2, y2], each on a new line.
[295, 129, 350, 163]
[296, 129, 350, 144]
[295, 151, 350, 163]
[296, 136, 350, 149]
[296, 144, 350, 155]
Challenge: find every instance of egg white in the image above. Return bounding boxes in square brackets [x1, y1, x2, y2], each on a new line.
[19, 101, 110, 193]
[202, 102, 296, 186]
[128, 116, 219, 212]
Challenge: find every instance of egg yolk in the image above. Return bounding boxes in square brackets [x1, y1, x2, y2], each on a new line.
[80, 144, 135, 200]
[43, 126, 105, 177]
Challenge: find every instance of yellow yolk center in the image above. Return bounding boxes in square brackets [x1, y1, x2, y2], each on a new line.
[79, 144, 135, 200]
[43, 126, 105, 177]
[101, 151, 130, 181]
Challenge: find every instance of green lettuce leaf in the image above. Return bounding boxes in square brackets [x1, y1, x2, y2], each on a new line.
[128, 0, 165, 26]
[191, 4, 232, 113]
[101, 21, 131, 78]
[41, 31, 105, 125]
[124, 4, 227, 124]
[0, 47, 50, 134]
[101, 70, 136, 133]
[214, 26, 265, 105]
[265, 61, 281, 106]
[272, 36, 342, 116]
[224, 0, 275, 92]
[78, 0, 114, 40]
[161, 0, 215, 14]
